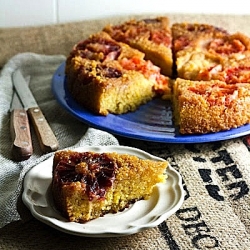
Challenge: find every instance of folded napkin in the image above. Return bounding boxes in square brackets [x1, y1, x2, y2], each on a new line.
[0, 53, 119, 228]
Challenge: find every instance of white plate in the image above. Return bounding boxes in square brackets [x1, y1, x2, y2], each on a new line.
[22, 146, 184, 237]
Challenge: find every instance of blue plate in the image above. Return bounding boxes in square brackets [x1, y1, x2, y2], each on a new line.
[52, 62, 250, 143]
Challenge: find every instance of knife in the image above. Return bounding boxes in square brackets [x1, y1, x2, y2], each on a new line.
[12, 69, 59, 153]
[10, 88, 33, 161]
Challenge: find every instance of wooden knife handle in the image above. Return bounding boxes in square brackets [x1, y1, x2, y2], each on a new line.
[10, 109, 33, 161]
[28, 107, 59, 153]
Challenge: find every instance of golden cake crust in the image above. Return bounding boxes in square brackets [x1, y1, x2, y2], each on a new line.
[66, 57, 156, 115]
[66, 31, 171, 115]
[173, 78, 250, 134]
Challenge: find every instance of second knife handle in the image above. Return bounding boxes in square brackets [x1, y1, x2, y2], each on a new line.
[28, 107, 59, 153]
[10, 109, 33, 161]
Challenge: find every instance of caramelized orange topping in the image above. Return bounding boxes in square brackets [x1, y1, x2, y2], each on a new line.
[208, 38, 246, 55]
[109, 18, 171, 47]
[173, 36, 190, 52]
[223, 66, 250, 84]
[119, 56, 168, 88]
[54, 152, 118, 201]
[188, 83, 239, 106]
[74, 37, 121, 62]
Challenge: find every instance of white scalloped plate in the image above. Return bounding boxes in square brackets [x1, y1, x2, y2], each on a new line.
[22, 146, 184, 237]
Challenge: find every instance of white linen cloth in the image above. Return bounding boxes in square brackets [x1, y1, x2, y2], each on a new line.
[0, 53, 119, 228]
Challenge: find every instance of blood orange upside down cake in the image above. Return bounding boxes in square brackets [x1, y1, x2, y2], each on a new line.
[64, 16, 250, 134]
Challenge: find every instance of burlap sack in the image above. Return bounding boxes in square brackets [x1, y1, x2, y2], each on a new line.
[1, 14, 250, 250]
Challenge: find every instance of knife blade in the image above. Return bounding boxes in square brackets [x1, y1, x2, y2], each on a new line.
[10, 88, 33, 161]
[12, 69, 59, 153]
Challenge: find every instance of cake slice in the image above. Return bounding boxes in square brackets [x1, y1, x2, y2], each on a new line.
[172, 23, 250, 82]
[65, 31, 171, 115]
[52, 150, 168, 223]
[173, 78, 250, 134]
[188, 32, 250, 82]
[171, 22, 228, 80]
[103, 16, 173, 76]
